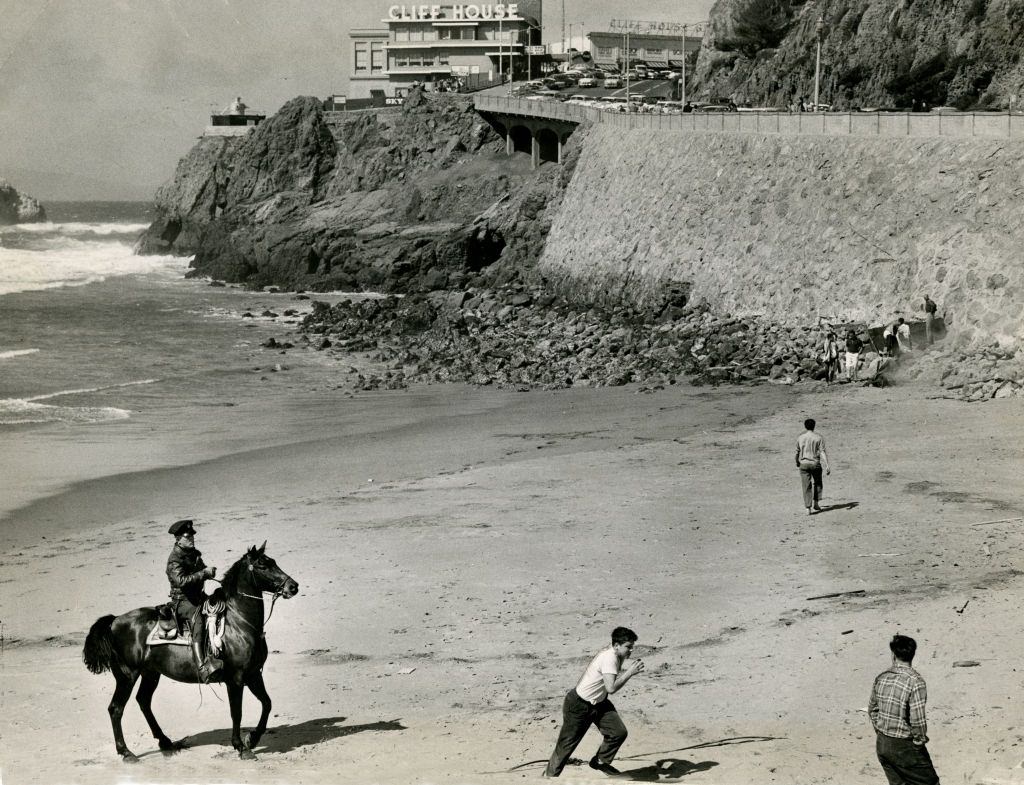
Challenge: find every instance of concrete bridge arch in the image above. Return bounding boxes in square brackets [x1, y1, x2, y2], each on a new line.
[476, 108, 579, 168]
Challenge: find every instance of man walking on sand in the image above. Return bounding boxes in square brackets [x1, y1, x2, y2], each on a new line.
[543, 627, 645, 777]
[796, 418, 830, 515]
[869, 635, 940, 785]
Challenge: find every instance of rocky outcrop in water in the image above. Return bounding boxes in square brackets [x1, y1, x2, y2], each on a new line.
[0, 179, 46, 224]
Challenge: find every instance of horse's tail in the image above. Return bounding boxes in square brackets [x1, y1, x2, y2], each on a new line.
[82, 614, 117, 674]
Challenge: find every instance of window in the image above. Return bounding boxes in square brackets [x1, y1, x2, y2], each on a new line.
[394, 52, 410, 67]
[354, 41, 368, 72]
[646, 47, 664, 57]
[597, 46, 615, 58]
[394, 29, 409, 42]
[408, 27, 423, 41]
[371, 42, 385, 73]
[438, 51, 449, 64]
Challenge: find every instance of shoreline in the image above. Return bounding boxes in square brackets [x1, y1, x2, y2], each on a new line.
[0, 381, 797, 550]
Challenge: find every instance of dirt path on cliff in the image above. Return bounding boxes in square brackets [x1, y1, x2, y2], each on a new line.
[1, 380, 1023, 785]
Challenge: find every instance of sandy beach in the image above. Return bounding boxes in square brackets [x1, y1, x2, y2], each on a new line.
[2, 374, 1024, 785]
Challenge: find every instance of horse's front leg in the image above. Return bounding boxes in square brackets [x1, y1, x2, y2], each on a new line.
[243, 671, 272, 749]
[227, 681, 256, 760]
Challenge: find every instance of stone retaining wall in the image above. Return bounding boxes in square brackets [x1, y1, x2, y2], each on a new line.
[539, 126, 1024, 350]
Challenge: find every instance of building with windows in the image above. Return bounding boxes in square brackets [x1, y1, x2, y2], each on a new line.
[587, 27, 701, 73]
[203, 97, 266, 137]
[348, 2, 543, 100]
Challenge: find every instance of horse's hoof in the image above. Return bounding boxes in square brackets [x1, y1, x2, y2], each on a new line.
[244, 731, 261, 749]
[239, 749, 257, 761]
[122, 752, 139, 764]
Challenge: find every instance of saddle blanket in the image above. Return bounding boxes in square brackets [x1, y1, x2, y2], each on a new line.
[146, 626, 191, 647]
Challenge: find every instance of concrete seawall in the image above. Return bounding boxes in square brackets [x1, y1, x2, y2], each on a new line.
[539, 125, 1024, 350]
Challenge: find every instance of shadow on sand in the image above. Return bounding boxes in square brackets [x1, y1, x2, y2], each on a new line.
[816, 502, 859, 514]
[505, 735, 776, 778]
[619, 758, 719, 781]
[174, 716, 407, 755]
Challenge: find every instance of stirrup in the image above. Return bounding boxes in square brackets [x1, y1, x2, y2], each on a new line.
[198, 657, 223, 682]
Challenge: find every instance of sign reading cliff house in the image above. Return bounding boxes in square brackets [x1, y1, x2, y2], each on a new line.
[348, 1, 543, 99]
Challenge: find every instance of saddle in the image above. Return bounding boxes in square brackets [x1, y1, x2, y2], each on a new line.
[149, 597, 226, 654]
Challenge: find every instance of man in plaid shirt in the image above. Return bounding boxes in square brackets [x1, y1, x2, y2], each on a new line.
[869, 635, 940, 784]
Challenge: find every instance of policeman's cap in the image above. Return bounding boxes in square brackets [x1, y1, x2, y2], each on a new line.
[168, 519, 196, 537]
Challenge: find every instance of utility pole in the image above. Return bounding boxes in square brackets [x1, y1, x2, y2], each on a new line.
[813, 14, 824, 110]
[680, 23, 687, 105]
[625, 30, 630, 107]
[561, 0, 566, 61]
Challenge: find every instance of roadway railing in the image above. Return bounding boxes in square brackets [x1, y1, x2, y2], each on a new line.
[473, 95, 1024, 139]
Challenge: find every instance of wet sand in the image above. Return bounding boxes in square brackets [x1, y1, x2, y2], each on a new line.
[1, 378, 1023, 785]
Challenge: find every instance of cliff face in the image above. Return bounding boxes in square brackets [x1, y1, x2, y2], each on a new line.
[137, 93, 561, 293]
[694, 0, 1024, 110]
[0, 179, 46, 224]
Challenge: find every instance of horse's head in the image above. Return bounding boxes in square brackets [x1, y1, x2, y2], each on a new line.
[244, 542, 299, 598]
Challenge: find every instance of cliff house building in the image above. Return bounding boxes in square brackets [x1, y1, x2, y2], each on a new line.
[348, 2, 543, 99]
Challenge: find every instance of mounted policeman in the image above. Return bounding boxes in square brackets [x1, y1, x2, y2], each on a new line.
[166, 518, 223, 682]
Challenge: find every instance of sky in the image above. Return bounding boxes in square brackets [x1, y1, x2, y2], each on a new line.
[0, 0, 714, 201]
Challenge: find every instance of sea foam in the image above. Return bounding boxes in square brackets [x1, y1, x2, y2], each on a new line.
[0, 398, 132, 425]
[0, 239, 188, 296]
[0, 221, 152, 237]
[0, 349, 40, 360]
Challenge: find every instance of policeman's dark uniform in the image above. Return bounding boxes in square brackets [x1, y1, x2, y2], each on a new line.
[166, 519, 221, 681]
[166, 519, 208, 625]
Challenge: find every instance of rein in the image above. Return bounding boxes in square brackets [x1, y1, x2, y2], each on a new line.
[211, 570, 287, 629]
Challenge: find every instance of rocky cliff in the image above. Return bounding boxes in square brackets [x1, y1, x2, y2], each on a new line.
[694, 0, 1024, 110]
[0, 179, 46, 224]
[137, 93, 569, 293]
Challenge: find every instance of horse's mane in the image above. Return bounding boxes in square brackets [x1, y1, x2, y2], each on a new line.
[219, 550, 254, 595]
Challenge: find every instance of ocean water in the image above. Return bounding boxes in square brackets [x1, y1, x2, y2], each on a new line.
[0, 202, 351, 519]
[0, 204, 522, 528]
[0, 201, 326, 426]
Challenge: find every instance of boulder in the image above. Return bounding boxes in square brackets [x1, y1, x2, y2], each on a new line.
[0, 179, 46, 224]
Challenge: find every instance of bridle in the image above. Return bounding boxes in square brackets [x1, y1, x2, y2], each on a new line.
[213, 563, 291, 626]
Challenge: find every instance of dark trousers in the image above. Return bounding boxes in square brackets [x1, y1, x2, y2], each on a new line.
[799, 465, 823, 509]
[886, 333, 899, 357]
[876, 733, 940, 785]
[544, 689, 628, 777]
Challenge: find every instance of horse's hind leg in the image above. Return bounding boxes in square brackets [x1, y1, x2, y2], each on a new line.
[243, 672, 272, 749]
[136, 672, 181, 754]
[108, 670, 140, 761]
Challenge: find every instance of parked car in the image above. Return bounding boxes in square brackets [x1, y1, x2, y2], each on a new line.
[577, 75, 598, 88]
[625, 70, 639, 80]
[700, 104, 737, 112]
[544, 77, 571, 89]
[603, 75, 623, 88]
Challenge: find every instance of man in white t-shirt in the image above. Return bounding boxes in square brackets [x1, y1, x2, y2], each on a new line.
[542, 627, 645, 777]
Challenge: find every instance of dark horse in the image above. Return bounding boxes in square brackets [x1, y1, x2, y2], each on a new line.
[83, 542, 299, 761]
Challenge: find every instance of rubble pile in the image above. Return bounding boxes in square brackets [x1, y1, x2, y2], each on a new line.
[300, 287, 837, 392]
[934, 347, 1024, 402]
